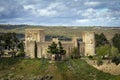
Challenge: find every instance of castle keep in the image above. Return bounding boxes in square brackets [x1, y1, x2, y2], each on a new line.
[25, 29, 95, 58]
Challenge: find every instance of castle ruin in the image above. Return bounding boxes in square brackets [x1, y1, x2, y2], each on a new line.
[25, 29, 95, 58]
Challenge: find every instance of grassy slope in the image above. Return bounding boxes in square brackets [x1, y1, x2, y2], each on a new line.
[0, 58, 120, 80]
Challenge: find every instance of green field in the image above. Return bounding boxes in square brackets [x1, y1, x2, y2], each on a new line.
[0, 58, 120, 80]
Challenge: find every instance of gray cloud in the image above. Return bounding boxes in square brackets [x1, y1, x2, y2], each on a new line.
[0, 0, 120, 26]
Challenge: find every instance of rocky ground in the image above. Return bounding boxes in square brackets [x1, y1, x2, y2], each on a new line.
[86, 60, 120, 75]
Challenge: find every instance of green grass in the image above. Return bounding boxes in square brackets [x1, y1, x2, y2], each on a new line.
[0, 58, 120, 80]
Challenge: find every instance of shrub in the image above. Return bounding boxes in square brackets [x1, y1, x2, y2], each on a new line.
[88, 55, 93, 59]
[97, 59, 103, 66]
[71, 47, 81, 59]
[16, 52, 25, 57]
[112, 56, 120, 65]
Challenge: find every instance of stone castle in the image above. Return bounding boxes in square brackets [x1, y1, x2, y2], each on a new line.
[25, 29, 95, 58]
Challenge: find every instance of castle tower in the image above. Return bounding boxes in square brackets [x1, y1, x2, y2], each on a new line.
[72, 37, 78, 48]
[82, 31, 95, 56]
[25, 29, 45, 58]
[25, 29, 45, 42]
[52, 38, 59, 43]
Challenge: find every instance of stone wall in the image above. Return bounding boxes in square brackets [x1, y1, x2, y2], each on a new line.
[25, 29, 95, 58]
[25, 29, 45, 42]
[25, 41, 35, 58]
[82, 31, 95, 56]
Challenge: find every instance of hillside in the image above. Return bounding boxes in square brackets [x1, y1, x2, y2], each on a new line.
[0, 25, 120, 40]
[0, 58, 120, 80]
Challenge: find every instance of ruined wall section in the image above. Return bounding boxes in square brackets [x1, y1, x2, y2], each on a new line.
[25, 41, 35, 58]
[25, 29, 45, 58]
[78, 42, 85, 56]
[61, 42, 74, 58]
[82, 32, 95, 56]
[37, 41, 74, 59]
[37, 42, 51, 58]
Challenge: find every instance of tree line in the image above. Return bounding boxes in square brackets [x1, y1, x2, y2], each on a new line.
[0, 33, 24, 57]
[95, 33, 120, 65]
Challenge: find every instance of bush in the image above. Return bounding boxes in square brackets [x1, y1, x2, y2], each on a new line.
[112, 56, 120, 65]
[88, 55, 93, 59]
[16, 52, 25, 57]
[71, 55, 81, 59]
[97, 59, 103, 66]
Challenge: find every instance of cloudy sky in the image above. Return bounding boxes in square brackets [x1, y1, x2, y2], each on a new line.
[0, 0, 120, 26]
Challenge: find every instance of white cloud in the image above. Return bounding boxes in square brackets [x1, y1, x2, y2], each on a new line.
[23, 5, 35, 10]
[82, 8, 95, 17]
[23, 2, 67, 17]
[77, 8, 111, 19]
[0, 7, 4, 12]
[37, 3, 59, 16]
[84, 1, 100, 6]
[37, 9, 57, 16]
[73, 17, 114, 26]
[37, 2, 67, 16]
[75, 19, 89, 23]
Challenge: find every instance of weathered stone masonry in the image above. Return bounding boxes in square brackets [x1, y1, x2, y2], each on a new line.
[25, 29, 95, 58]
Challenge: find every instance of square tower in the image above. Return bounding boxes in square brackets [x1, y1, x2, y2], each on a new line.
[82, 31, 95, 56]
[25, 29, 45, 58]
[25, 29, 45, 42]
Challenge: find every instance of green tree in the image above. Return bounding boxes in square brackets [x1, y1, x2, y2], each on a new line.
[58, 41, 66, 60]
[47, 42, 58, 54]
[34, 41, 37, 58]
[110, 46, 119, 57]
[3, 33, 19, 50]
[17, 41, 24, 51]
[112, 33, 120, 53]
[71, 47, 79, 59]
[47, 42, 58, 60]
[47, 41, 66, 60]
[96, 44, 110, 58]
[95, 33, 109, 47]
[110, 46, 120, 65]
[58, 41, 66, 55]
[17, 41, 25, 57]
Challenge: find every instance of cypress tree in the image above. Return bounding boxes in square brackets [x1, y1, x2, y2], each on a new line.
[34, 41, 37, 58]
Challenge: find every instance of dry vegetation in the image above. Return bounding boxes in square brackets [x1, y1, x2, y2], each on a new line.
[86, 60, 120, 75]
[0, 26, 120, 40]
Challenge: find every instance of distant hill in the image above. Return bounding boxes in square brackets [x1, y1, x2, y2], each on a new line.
[0, 24, 120, 40]
[0, 24, 28, 29]
[0, 24, 120, 30]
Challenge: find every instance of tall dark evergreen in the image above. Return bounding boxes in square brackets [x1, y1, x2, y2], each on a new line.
[58, 41, 66, 55]
[112, 33, 120, 52]
[95, 33, 109, 47]
[34, 41, 37, 58]
[47, 41, 66, 60]
[47, 42, 58, 54]
[17, 41, 24, 52]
